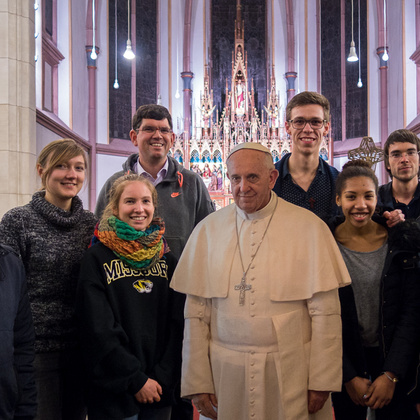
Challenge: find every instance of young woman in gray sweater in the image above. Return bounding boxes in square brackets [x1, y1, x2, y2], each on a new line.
[331, 160, 420, 420]
[0, 139, 97, 420]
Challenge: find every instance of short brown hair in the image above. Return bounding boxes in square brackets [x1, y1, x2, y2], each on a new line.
[102, 174, 158, 221]
[286, 91, 330, 122]
[37, 139, 88, 189]
[384, 129, 420, 176]
[132, 104, 173, 131]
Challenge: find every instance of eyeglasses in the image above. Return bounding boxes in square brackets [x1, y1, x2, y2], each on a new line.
[138, 127, 172, 136]
[387, 150, 420, 160]
[287, 118, 327, 130]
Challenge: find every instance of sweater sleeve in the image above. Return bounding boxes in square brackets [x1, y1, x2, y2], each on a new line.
[76, 249, 149, 395]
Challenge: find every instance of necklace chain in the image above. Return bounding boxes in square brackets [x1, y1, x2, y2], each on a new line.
[234, 199, 278, 305]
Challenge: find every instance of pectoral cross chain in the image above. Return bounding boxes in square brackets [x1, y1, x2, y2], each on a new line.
[234, 274, 252, 305]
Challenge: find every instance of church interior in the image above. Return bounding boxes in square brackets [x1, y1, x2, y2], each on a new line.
[1, 0, 419, 214]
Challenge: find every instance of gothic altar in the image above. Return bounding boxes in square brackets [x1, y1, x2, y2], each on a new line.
[168, 2, 331, 208]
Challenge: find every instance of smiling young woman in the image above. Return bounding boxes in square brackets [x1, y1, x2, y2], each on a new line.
[0, 138, 97, 420]
[330, 160, 420, 420]
[76, 174, 184, 420]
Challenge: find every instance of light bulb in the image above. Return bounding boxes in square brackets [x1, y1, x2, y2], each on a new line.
[347, 41, 359, 62]
[382, 50, 389, 61]
[113, 79, 119, 89]
[175, 90, 180, 99]
[123, 40, 135, 60]
[357, 78, 363, 88]
[91, 50, 97, 60]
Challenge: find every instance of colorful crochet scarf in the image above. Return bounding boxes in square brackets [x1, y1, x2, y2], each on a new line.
[93, 215, 169, 270]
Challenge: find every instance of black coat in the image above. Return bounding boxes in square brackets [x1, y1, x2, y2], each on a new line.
[76, 243, 184, 420]
[332, 219, 420, 394]
[0, 244, 36, 420]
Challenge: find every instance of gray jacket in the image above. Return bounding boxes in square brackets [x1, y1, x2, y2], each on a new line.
[95, 154, 214, 259]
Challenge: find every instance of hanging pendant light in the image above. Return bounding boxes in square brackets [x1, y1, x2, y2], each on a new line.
[357, 0, 363, 87]
[91, 0, 97, 60]
[347, 0, 359, 62]
[113, 0, 119, 88]
[382, 0, 389, 61]
[123, 0, 135, 59]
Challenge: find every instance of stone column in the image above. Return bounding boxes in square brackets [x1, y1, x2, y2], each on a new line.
[0, 1, 36, 216]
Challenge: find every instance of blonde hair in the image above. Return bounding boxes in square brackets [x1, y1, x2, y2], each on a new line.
[37, 139, 88, 189]
[102, 174, 158, 221]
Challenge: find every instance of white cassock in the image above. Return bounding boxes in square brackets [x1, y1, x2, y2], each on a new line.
[171, 192, 351, 420]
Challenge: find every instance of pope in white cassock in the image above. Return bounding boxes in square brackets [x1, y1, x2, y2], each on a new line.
[170, 143, 351, 420]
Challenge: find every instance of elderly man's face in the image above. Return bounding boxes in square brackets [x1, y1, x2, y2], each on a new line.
[227, 149, 278, 214]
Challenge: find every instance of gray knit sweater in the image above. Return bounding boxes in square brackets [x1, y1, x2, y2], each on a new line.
[0, 191, 97, 353]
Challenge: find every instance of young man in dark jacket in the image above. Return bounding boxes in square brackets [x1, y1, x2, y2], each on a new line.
[378, 129, 420, 221]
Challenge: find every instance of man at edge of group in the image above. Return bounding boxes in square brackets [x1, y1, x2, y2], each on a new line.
[272, 91, 339, 221]
[378, 129, 420, 221]
[95, 104, 214, 420]
[171, 142, 351, 420]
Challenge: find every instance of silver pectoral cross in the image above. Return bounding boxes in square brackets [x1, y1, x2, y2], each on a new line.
[234, 274, 252, 305]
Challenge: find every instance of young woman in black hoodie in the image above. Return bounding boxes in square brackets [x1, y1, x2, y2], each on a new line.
[331, 160, 420, 420]
[77, 174, 184, 420]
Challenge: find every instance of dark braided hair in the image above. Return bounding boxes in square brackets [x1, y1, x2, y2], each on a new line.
[336, 160, 379, 196]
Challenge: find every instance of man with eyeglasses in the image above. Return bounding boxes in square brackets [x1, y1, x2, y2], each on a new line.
[96, 104, 214, 260]
[272, 91, 339, 222]
[378, 129, 420, 221]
